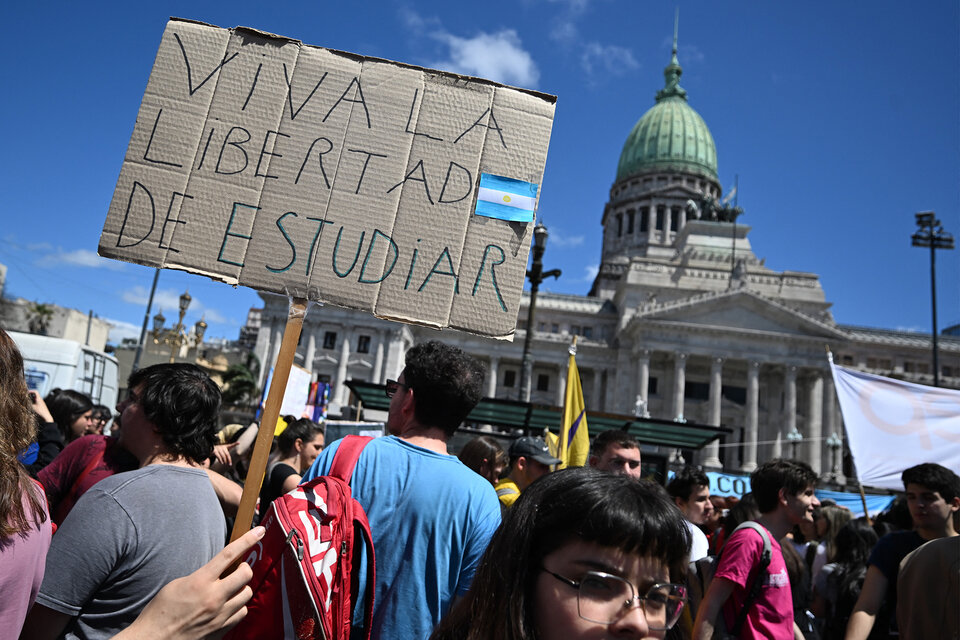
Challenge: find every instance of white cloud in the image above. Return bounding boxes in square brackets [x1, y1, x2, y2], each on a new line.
[549, 231, 585, 248]
[546, 0, 591, 44]
[105, 318, 142, 344]
[36, 248, 126, 271]
[581, 43, 639, 76]
[550, 20, 578, 45]
[583, 264, 599, 281]
[431, 30, 539, 87]
[27, 242, 53, 251]
[120, 286, 230, 325]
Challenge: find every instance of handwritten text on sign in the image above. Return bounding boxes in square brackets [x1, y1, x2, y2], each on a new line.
[98, 19, 556, 339]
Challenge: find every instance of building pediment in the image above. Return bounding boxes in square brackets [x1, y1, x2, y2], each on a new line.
[630, 289, 846, 340]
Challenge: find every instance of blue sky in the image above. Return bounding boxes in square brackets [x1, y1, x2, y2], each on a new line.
[2, 1, 957, 344]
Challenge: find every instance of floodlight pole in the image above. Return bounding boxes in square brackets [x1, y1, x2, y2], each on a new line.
[519, 223, 561, 402]
[132, 268, 161, 374]
[911, 211, 955, 387]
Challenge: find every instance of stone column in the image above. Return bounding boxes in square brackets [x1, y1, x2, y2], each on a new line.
[806, 371, 824, 474]
[673, 353, 687, 421]
[823, 376, 847, 485]
[703, 357, 724, 469]
[268, 319, 282, 378]
[556, 362, 567, 406]
[778, 366, 797, 459]
[487, 356, 500, 398]
[372, 332, 385, 384]
[741, 361, 760, 473]
[592, 370, 604, 411]
[822, 374, 844, 484]
[334, 330, 351, 406]
[256, 320, 274, 388]
[662, 203, 672, 244]
[304, 330, 317, 376]
[637, 350, 651, 413]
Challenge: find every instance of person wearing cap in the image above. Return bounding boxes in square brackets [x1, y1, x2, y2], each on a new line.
[494, 436, 560, 510]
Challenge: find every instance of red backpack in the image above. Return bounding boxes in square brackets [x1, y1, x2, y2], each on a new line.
[226, 435, 376, 640]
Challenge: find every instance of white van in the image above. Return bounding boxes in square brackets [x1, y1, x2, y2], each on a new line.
[9, 331, 119, 412]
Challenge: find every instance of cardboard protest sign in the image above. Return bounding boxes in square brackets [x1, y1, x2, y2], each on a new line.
[99, 18, 556, 339]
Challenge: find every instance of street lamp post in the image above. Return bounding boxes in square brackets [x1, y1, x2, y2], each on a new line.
[519, 223, 561, 402]
[911, 211, 954, 387]
[826, 431, 842, 483]
[169, 291, 192, 363]
[152, 291, 193, 363]
[786, 426, 803, 460]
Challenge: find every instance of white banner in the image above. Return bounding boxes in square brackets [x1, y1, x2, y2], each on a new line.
[830, 362, 960, 490]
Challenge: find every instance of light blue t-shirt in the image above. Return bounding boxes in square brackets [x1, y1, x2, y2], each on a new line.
[303, 435, 500, 640]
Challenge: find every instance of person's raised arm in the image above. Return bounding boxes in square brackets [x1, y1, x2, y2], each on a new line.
[844, 565, 888, 640]
[692, 575, 736, 640]
[112, 526, 265, 640]
[205, 469, 243, 519]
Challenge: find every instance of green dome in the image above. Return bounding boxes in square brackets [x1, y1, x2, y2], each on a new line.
[616, 45, 718, 182]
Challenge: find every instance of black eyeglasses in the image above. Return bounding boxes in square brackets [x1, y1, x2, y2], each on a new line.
[542, 568, 686, 629]
[384, 379, 408, 398]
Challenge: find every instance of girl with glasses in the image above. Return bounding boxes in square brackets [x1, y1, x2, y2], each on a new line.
[431, 467, 691, 640]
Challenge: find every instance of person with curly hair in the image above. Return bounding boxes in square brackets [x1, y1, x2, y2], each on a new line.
[0, 329, 52, 636]
[302, 340, 500, 640]
[22, 363, 227, 640]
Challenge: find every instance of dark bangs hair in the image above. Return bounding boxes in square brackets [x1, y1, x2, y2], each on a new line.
[127, 363, 221, 463]
[430, 468, 690, 640]
[524, 470, 691, 580]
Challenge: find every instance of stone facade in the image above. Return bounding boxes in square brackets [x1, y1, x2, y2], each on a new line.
[251, 41, 960, 481]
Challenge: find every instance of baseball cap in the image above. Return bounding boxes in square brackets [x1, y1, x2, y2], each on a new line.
[509, 436, 561, 466]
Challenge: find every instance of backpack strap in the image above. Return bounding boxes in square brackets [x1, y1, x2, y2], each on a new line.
[728, 521, 772, 636]
[327, 435, 374, 485]
[804, 541, 818, 573]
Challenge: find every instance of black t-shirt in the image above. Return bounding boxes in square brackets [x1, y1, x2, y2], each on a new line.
[258, 462, 299, 518]
[868, 530, 926, 637]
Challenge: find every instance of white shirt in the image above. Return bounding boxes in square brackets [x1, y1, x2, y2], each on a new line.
[687, 520, 710, 561]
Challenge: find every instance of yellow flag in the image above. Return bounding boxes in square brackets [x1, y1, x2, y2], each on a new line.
[544, 431, 561, 462]
[559, 342, 589, 468]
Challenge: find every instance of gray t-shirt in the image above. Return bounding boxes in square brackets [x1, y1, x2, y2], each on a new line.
[35, 465, 226, 640]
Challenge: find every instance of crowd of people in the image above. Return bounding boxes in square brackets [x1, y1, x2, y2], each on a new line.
[1, 327, 958, 639]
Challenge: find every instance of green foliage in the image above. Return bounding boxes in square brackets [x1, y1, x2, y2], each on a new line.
[221, 362, 258, 405]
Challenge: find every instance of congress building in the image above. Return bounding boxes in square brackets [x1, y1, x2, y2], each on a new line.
[253, 40, 960, 482]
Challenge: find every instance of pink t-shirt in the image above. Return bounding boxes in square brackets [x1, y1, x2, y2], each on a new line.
[714, 524, 794, 639]
[0, 483, 52, 637]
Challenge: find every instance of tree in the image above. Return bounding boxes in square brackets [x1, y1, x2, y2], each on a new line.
[27, 302, 55, 335]
[221, 360, 258, 405]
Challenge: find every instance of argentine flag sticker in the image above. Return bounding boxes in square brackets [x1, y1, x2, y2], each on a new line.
[475, 174, 538, 222]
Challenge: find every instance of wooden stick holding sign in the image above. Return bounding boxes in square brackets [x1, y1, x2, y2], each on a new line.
[229, 297, 308, 543]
